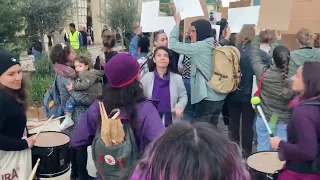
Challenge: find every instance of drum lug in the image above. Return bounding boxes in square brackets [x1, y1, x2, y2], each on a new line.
[47, 147, 54, 156]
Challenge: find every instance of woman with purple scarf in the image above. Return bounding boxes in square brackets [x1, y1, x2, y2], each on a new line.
[270, 61, 320, 180]
[141, 46, 188, 126]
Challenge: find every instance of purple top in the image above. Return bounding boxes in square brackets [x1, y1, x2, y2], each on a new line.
[278, 99, 320, 162]
[152, 70, 172, 127]
[71, 100, 165, 151]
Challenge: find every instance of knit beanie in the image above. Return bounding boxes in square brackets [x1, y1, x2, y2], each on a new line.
[0, 50, 20, 76]
[104, 53, 140, 88]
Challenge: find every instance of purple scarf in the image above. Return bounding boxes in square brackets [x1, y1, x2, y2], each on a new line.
[152, 70, 172, 127]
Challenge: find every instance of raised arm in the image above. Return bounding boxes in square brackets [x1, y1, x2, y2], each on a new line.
[250, 35, 266, 80]
[169, 26, 200, 57]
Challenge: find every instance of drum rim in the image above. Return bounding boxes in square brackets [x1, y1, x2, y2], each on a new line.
[32, 131, 70, 148]
[247, 150, 282, 175]
[36, 164, 70, 178]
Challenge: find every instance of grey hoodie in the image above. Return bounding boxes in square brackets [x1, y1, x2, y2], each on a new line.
[289, 48, 320, 78]
[73, 69, 104, 98]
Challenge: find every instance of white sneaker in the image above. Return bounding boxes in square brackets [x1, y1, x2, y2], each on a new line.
[60, 119, 74, 130]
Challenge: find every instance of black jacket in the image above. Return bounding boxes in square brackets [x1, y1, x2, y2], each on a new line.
[94, 51, 118, 83]
[0, 90, 28, 151]
[227, 44, 271, 102]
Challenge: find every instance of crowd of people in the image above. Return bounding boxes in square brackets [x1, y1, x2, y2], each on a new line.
[1, 9, 320, 180]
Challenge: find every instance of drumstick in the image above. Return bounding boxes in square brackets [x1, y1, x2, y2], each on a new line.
[28, 115, 66, 130]
[35, 115, 54, 138]
[28, 158, 40, 180]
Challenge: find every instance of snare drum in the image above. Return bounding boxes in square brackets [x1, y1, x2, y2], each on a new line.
[32, 131, 70, 178]
[247, 151, 285, 180]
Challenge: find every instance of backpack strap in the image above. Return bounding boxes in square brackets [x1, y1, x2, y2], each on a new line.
[254, 68, 268, 97]
[52, 74, 61, 104]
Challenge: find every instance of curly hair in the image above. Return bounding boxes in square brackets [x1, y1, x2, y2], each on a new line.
[236, 25, 255, 49]
[50, 43, 72, 64]
[273, 45, 290, 88]
[99, 80, 145, 128]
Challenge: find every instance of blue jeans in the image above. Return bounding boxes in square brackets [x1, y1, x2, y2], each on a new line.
[182, 78, 194, 121]
[64, 97, 80, 114]
[256, 116, 287, 151]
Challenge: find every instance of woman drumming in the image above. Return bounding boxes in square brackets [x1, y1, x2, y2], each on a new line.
[270, 61, 320, 180]
[0, 50, 36, 179]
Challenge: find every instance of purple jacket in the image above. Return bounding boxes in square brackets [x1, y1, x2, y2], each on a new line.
[279, 99, 320, 162]
[71, 100, 165, 151]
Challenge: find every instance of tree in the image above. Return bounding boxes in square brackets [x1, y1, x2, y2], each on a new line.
[0, 0, 26, 54]
[103, 0, 139, 50]
[23, 0, 73, 50]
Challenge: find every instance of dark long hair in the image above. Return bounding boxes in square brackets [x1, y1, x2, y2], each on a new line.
[273, 45, 291, 88]
[147, 46, 179, 74]
[133, 122, 250, 180]
[99, 80, 145, 126]
[302, 61, 320, 99]
[0, 78, 28, 110]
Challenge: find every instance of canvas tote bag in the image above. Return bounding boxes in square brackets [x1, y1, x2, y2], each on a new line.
[0, 129, 32, 180]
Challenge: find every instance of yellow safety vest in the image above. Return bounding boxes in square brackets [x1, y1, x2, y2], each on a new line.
[69, 30, 80, 50]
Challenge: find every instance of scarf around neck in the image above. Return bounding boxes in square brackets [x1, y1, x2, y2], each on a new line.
[152, 69, 172, 126]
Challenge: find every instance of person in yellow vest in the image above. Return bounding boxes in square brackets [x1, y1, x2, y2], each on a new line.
[68, 23, 83, 50]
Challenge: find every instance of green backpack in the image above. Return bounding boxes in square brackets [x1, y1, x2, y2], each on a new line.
[92, 104, 139, 180]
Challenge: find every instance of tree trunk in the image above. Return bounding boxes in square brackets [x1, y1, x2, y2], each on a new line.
[52, 31, 61, 46]
[40, 33, 46, 53]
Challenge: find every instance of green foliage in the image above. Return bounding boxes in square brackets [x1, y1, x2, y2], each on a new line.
[103, 0, 139, 33]
[0, 0, 25, 43]
[160, 4, 172, 16]
[23, 0, 72, 35]
[34, 54, 55, 76]
[29, 74, 53, 105]
[0, 36, 27, 58]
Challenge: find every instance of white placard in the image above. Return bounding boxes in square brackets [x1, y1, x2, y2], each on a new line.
[179, 0, 204, 20]
[211, 24, 220, 41]
[228, 6, 260, 33]
[173, 0, 184, 13]
[156, 16, 176, 38]
[212, 12, 222, 22]
[140, 1, 160, 32]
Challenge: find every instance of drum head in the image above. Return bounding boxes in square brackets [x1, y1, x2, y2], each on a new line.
[247, 151, 285, 174]
[34, 131, 70, 147]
